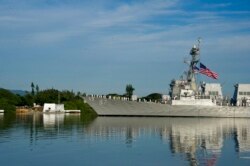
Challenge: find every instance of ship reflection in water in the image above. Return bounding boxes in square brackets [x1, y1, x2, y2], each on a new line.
[1, 114, 250, 165]
[86, 117, 250, 165]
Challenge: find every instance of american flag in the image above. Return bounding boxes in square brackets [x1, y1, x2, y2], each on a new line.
[193, 65, 200, 73]
[199, 63, 218, 79]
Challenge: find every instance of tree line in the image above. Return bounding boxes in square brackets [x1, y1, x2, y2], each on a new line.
[109, 84, 162, 102]
[0, 86, 96, 117]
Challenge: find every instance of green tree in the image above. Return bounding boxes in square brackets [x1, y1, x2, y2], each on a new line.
[34, 89, 82, 105]
[31, 82, 35, 96]
[60, 90, 76, 102]
[142, 93, 162, 102]
[23, 94, 34, 106]
[35, 85, 39, 94]
[125, 84, 135, 100]
[35, 89, 59, 105]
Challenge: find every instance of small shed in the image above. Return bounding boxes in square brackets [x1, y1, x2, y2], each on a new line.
[43, 103, 65, 113]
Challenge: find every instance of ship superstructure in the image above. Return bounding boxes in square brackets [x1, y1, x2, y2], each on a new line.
[169, 39, 222, 106]
[232, 84, 250, 106]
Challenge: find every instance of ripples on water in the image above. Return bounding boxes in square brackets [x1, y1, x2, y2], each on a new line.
[0, 113, 250, 166]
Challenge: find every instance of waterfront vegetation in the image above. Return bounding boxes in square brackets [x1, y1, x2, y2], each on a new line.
[0, 88, 97, 118]
[125, 84, 135, 99]
[0, 88, 21, 112]
[141, 93, 162, 102]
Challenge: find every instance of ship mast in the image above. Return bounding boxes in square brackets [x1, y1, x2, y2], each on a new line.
[187, 38, 201, 92]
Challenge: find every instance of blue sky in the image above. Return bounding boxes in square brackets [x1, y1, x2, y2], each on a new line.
[0, 0, 250, 96]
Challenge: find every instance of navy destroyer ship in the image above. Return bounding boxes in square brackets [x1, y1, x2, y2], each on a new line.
[84, 39, 250, 117]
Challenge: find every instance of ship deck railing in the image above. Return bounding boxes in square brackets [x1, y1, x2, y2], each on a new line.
[195, 95, 211, 99]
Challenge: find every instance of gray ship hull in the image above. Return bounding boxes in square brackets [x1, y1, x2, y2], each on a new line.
[84, 97, 250, 118]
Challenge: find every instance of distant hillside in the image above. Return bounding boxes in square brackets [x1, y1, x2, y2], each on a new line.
[10, 90, 28, 96]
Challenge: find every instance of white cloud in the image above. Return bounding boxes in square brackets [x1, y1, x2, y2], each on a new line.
[0, 0, 249, 54]
[203, 3, 232, 9]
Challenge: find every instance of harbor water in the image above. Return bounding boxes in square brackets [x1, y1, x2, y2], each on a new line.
[0, 113, 250, 166]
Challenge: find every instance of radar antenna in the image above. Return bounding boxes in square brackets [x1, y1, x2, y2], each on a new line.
[197, 37, 202, 47]
[187, 38, 201, 92]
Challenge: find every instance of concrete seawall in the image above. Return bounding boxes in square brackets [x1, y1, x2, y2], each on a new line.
[84, 97, 250, 118]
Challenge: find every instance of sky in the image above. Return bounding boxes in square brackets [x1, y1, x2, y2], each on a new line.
[0, 0, 250, 97]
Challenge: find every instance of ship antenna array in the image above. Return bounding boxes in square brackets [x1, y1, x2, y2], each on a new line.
[196, 37, 202, 92]
[197, 37, 202, 49]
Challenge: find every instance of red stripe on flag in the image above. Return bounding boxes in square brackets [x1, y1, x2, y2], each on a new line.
[200, 69, 218, 79]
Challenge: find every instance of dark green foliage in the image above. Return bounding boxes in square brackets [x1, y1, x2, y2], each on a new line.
[80, 102, 97, 120]
[63, 99, 97, 118]
[35, 85, 39, 93]
[0, 88, 21, 112]
[35, 89, 60, 105]
[16, 94, 33, 107]
[31, 82, 35, 96]
[0, 99, 16, 112]
[34, 89, 97, 117]
[64, 100, 87, 111]
[0, 88, 34, 111]
[106, 93, 124, 98]
[60, 90, 76, 102]
[23, 94, 34, 106]
[15, 95, 28, 106]
[0, 87, 97, 118]
[0, 88, 20, 104]
[142, 93, 162, 102]
[125, 84, 135, 99]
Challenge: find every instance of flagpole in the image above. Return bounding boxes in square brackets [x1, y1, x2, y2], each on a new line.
[197, 37, 201, 94]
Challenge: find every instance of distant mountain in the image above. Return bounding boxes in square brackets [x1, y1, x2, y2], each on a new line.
[10, 90, 28, 96]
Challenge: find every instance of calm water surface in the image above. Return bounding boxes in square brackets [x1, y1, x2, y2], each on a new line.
[0, 113, 250, 166]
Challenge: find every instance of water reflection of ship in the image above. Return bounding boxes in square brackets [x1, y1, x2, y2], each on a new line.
[233, 119, 250, 153]
[169, 119, 224, 166]
[167, 119, 250, 165]
[86, 117, 250, 164]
